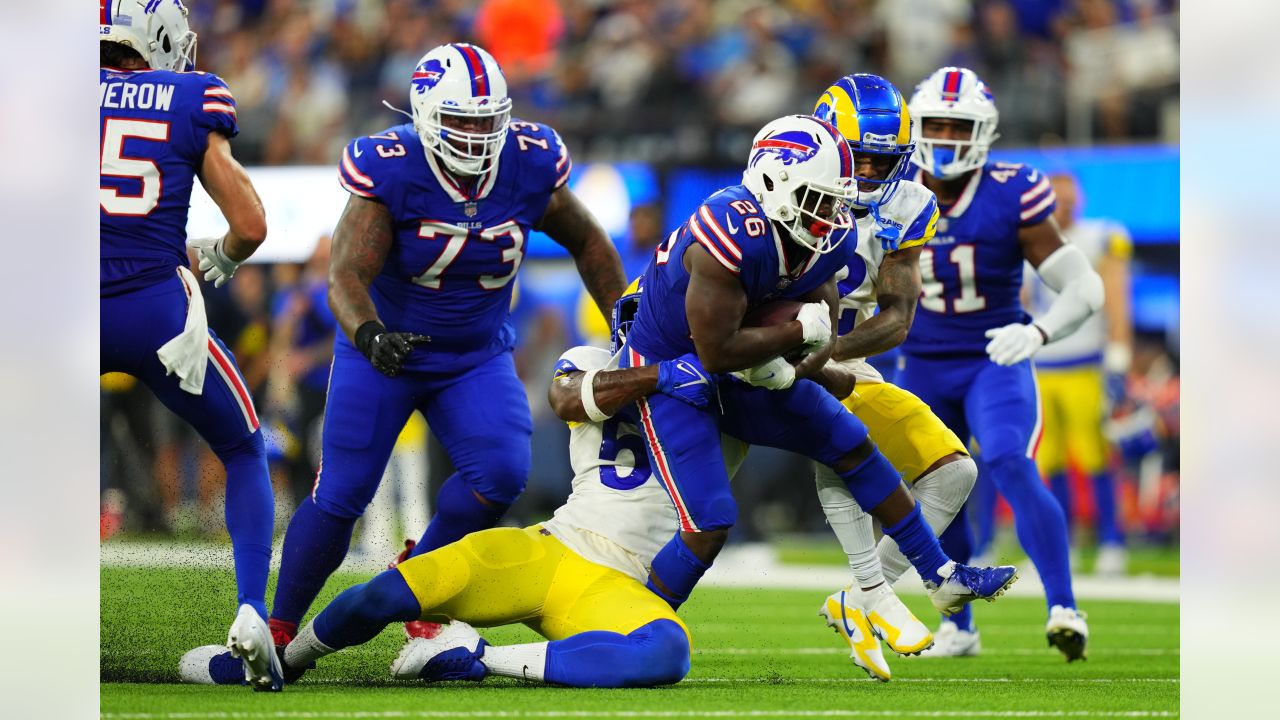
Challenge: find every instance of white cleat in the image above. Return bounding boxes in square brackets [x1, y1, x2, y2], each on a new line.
[1093, 545, 1128, 577]
[226, 604, 284, 691]
[178, 645, 240, 685]
[1046, 605, 1089, 662]
[860, 584, 934, 656]
[917, 620, 981, 658]
[818, 589, 892, 681]
[390, 621, 489, 682]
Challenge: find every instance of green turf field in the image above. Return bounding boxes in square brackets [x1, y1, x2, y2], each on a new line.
[101, 566, 1178, 718]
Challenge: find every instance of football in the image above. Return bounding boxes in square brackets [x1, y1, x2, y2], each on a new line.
[742, 299, 804, 328]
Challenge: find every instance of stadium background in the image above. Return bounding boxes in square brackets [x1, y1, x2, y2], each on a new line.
[99, 0, 1180, 567]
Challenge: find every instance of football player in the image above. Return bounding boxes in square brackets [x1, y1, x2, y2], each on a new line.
[898, 67, 1105, 661]
[264, 42, 627, 652]
[619, 114, 1016, 620]
[1025, 172, 1134, 576]
[806, 74, 980, 671]
[266, 299, 722, 688]
[100, 0, 282, 690]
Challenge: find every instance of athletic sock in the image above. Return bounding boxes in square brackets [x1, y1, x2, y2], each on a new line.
[1091, 470, 1125, 546]
[216, 429, 274, 620]
[645, 533, 710, 610]
[410, 473, 509, 558]
[482, 642, 548, 681]
[881, 502, 950, 586]
[988, 454, 1075, 610]
[271, 495, 358, 626]
[814, 467, 885, 590]
[309, 570, 420, 652]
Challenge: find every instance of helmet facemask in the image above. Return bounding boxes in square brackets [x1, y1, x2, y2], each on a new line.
[848, 144, 913, 210]
[610, 291, 643, 354]
[778, 178, 855, 255]
[913, 115, 995, 180]
[414, 99, 511, 178]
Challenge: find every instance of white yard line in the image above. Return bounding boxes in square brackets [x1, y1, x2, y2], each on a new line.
[101, 711, 1180, 719]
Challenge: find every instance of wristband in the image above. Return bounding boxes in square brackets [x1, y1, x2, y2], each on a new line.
[355, 321, 385, 356]
[580, 369, 610, 423]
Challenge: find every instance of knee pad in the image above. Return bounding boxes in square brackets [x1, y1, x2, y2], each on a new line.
[311, 479, 373, 520]
[629, 620, 690, 686]
[838, 450, 902, 513]
[460, 455, 529, 507]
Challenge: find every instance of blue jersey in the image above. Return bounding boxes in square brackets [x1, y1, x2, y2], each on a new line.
[902, 162, 1056, 357]
[628, 184, 855, 361]
[335, 119, 571, 372]
[100, 67, 238, 296]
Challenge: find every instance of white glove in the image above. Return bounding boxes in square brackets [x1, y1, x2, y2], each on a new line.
[984, 322, 1045, 366]
[188, 236, 241, 288]
[796, 300, 832, 347]
[732, 356, 796, 390]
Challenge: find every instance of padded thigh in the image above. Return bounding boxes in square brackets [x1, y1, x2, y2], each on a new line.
[539, 546, 688, 642]
[719, 378, 868, 467]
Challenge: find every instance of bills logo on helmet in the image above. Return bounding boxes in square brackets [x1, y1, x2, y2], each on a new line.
[750, 130, 821, 167]
[411, 59, 447, 93]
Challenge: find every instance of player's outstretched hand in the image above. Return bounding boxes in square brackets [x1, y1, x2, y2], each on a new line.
[188, 236, 241, 288]
[656, 353, 715, 408]
[984, 322, 1045, 366]
[732, 356, 796, 390]
[355, 321, 431, 378]
[797, 300, 833, 347]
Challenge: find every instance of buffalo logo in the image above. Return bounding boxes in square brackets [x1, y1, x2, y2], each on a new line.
[411, 59, 446, 93]
[750, 130, 820, 167]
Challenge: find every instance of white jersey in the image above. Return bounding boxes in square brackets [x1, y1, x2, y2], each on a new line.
[542, 346, 747, 584]
[834, 179, 939, 384]
[1024, 218, 1130, 367]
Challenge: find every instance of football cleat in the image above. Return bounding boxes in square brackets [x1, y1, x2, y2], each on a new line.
[818, 589, 892, 681]
[917, 620, 981, 657]
[178, 644, 246, 685]
[391, 621, 489, 682]
[389, 540, 444, 640]
[926, 562, 1018, 616]
[227, 604, 285, 692]
[861, 584, 934, 656]
[1093, 545, 1128, 577]
[1046, 605, 1089, 662]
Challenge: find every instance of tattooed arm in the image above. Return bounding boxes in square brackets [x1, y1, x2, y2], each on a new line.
[832, 245, 923, 361]
[548, 365, 662, 423]
[328, 195, 394, 343]
[537, 185, 627, 316]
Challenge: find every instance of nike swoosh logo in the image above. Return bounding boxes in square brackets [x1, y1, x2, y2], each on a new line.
[1027, 169, 1039, 182]
[674, 361, 709, 388]
[353, 141, 363, 158]
[725, 214, 740, 235]
[522, 664, 530, 680]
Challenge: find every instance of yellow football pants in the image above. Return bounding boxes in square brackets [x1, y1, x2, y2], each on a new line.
[1035, 365, 1108, 476]
[842, 381, 968, 482]
[395, 525, 688, 643]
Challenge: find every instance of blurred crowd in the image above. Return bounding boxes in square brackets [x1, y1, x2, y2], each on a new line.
[100, 0, 1181, 559]
[187, 0, 1179, 167]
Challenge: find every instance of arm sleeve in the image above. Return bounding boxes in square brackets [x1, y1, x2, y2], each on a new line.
[1016, 166, 1056, 227]
[1032, 243, 1105, 342]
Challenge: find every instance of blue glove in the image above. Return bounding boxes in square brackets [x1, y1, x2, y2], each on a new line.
[656, 353, 715, 409]
[1104, 371, 1129, 411]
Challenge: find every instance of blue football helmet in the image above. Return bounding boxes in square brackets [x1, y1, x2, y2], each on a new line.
[610, 283, 644, 354]
[813, 74, 915, 210]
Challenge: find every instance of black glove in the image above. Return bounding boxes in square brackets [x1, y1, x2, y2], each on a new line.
[355, 321, 431, 378]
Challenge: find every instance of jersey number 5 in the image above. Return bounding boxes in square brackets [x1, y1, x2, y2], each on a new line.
[100, 118, 170, 216]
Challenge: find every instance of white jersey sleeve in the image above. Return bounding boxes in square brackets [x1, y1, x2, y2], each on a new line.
[835, 180, 938, 380]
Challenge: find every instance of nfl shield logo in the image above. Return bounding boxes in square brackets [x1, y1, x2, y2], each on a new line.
[464, 202, 478, 218]
[937, 217, 949, 234]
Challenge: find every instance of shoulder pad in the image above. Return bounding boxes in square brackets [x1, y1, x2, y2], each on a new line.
[988, 162, 1056, 226]
[195, 72, 238, 137]
[337, 127, 413, 200]
[687, 190, 767, 276]
[509, 119, 572, 190]
[881, 181, 938, 251]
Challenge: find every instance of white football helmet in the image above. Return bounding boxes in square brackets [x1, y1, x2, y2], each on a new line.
[742, 115, 857, 254]
[409, 44, 511, 177]
[908, 67, 1000, 180]
[100, 0, 198, 72]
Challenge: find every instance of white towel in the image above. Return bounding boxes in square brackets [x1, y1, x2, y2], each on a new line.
[155, 266, 209, 395]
